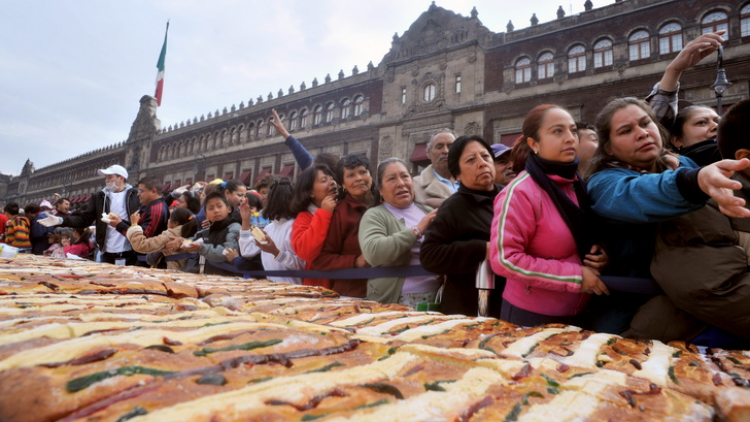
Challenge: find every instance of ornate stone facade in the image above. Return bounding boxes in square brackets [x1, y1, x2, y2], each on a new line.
[3, 0, 747, 208]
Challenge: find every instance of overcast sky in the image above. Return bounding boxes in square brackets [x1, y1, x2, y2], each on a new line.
[0, 0, 615, 176]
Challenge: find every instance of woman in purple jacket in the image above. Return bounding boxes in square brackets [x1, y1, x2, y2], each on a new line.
[490, 104, 608, 327]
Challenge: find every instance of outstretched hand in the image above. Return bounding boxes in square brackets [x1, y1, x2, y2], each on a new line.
[698, 159, 750, 218]
[38, 215, 63, 227]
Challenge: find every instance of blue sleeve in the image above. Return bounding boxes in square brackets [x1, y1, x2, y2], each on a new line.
[32, 213, 54, 237]
[587, 165, 706, 224]
[284, 136, 314, 170]
[196, 206, 206, 226]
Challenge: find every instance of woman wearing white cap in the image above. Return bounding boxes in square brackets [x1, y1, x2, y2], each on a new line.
[39, 164, 141, 265]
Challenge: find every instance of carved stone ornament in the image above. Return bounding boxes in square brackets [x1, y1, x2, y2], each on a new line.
[378, 136, 394, 161]
[464, 122, 481, 135]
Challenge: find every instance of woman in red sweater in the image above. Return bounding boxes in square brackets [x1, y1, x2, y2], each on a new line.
[313, 154, 378, 298]
[290, 164, 339, 287]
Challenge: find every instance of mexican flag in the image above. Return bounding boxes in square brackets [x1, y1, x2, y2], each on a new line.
[154, 22, 169, 107]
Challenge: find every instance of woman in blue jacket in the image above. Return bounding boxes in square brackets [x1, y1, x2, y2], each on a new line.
[586, 97, 750, 335]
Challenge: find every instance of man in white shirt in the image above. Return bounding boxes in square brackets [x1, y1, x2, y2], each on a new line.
[40, 165, 141, 265]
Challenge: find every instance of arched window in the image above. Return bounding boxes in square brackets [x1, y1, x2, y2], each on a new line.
[313, 105, 323, 125]
[325, 102, 335, 122]
[742, 4, 750, 37]
[659, 22, 683, 54]
[289, 111, 298, 131]
[256, 120, 264, 138]
[246, 123, 254, 140]
[593, 39, 613, 68]
[629, 30, 651, 60]
[423, 83, 436, 102]
[353, 95, 364, 116]
[300, 109, 308, 128]
[269, 114, 282, 136]
[340, 98, 351, 119]
[537, 52, 555, 79]
[567, 45, 586, 73]
[702, 11, 728, 38]
[515, 57, 532, 83]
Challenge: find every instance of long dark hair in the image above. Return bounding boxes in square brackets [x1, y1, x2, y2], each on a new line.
[262, 177, 296, 221]
[222, 179, 246, 194]
[180, 191, 202, 214]
[588, 97, 672, 177]
[73, 227, 91, 245]
[170, 207, 198, 238]
[290, 164, 335, 215]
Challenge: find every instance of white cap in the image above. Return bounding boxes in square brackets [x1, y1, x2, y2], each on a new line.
[39, 200, 54, 210]
[97, 164, 128, 179]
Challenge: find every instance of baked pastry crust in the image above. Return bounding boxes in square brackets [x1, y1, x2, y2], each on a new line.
[0, 255, 744, 422]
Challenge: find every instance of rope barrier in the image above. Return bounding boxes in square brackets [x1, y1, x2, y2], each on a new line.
[138, 252, 662, 294]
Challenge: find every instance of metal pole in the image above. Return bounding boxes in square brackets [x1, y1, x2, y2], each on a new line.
[717, 95, 723, 118]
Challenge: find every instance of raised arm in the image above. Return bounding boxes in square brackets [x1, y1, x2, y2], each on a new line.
[647, 31, 724, 128]
[271, 108, 314, 170]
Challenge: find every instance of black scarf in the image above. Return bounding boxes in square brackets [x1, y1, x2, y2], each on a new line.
[525, 154, 592, 258]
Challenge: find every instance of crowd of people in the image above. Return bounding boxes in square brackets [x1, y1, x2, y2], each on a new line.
[2, 31, 748, 347]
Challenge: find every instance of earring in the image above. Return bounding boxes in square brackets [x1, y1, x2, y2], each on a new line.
[534, 150, 538, 155]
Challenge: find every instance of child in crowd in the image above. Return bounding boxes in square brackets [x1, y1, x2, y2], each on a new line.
[176, 192, 240, 276]
[245, 190, 269, 229]
[44, 229, 65, 258]
[195, 179, 223, 228]
[236, 178, 305, 284]
[3, 203, 31, 250]
[44, 229, 66, 258]
[290, 164, 338, 287]
[63, 227, 92, 259]
[127, 207, 198, 271]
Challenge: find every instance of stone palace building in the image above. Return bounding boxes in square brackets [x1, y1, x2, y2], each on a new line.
[3, 0, 749, 208]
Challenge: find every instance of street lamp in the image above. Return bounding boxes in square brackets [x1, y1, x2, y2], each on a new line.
[711, 45, 731, 117]
[194, 154, 207, 181]
[61, 173, 71, 195]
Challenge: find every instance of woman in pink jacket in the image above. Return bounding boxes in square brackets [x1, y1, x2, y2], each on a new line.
[490, 104, 608, 327]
